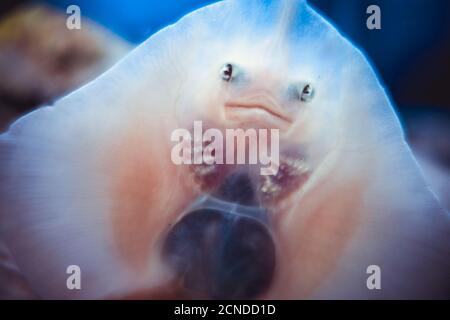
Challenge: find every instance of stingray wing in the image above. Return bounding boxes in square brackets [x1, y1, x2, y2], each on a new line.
[269, 3, 450, 299]
[0, 3, 206, 298]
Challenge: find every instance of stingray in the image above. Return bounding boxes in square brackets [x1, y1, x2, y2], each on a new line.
[0, 0, 449, 299]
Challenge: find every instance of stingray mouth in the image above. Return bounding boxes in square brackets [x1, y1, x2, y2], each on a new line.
[189, 149, 312, 205]
[224, 101, 292, 126]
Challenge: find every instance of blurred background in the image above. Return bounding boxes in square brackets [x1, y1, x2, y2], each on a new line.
[0, 0, 449, 299]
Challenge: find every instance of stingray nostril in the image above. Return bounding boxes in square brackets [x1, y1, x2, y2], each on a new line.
[163, 208, 276, 300]
[300, 84, 314, 102]
[286, 82, 315, 103]
[221, 63, 234, 82]
[220, 63, 247, 84]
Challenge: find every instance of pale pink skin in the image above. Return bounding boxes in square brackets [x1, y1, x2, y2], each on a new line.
[0, 0, 448, 299]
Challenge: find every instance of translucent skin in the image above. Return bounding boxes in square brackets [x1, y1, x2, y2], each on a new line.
[0, 0, 449, 299]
